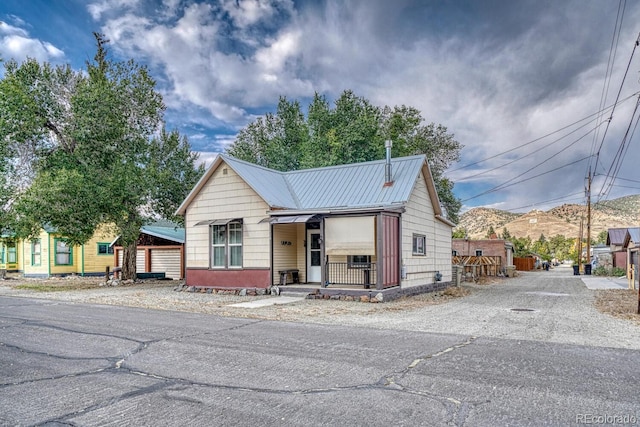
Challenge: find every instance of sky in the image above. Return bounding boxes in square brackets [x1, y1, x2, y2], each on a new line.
[1, 0, 640, 214]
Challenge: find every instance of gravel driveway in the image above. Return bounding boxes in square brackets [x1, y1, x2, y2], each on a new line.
[1, 266, 639, 350]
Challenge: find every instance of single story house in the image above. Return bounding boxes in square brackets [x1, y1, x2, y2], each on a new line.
[112, 221, 185, 279]
[1, 225, 118, 278]
[176, 149, 454, 297]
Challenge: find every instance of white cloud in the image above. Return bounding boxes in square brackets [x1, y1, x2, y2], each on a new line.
[194, 151, 218, 169]
[0, 20, 28, 37]
[0, 21, 65, 63]
[254, 29, 301, 75]
[87, 0, 141, 20]
[85, 0, 640, 210]
[220, 0, 291, 28]
[98, 1, 312, 126]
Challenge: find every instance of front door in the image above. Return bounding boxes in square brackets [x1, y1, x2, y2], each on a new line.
[307, 230, 321, 282]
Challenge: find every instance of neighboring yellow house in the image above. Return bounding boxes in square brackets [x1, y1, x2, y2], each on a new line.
[1, 225, 118, 278]
[0, 237, 22, 273]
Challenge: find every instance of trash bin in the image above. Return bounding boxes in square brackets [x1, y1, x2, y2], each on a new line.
[573, 265, 580, 275]
[584, 264, 592, 275]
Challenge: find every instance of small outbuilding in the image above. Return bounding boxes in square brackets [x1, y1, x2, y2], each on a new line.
[112, 222, 185, 279]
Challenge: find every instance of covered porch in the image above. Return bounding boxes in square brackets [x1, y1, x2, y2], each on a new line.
[268, 212, 401, 291]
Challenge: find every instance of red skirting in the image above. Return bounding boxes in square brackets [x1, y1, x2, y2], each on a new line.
[186, 268, 271, 288]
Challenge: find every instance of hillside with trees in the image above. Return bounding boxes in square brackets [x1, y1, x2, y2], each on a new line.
[455, 194, 640, 262]
[457, 195, 640, 241]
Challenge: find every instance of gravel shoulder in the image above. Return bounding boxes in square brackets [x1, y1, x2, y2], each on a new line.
[1, 268, 639, 349]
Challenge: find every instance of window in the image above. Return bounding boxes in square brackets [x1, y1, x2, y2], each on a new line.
[31, 239, 41, 266]
[7, 243, 16, 264]
[211, 222, 242, 268]
[55, 239, 73, 265]
[475, 250, 483, 256]
[97, 243, 114, 255]
[412, 234, 426, 255]
[348, 255, 371, 268]
[452, 250, 458, 256]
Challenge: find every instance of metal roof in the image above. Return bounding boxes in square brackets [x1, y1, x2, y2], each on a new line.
[625, 227, 640, 245]
[222, 156, 298, 208]
[141, 223, 185, 244]
[607, 228, 629, 245]
[220, 154, 428, 211]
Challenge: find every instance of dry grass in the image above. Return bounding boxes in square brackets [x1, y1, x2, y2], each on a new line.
[4, 274, 170, 292]
[594, 289, 640, 324]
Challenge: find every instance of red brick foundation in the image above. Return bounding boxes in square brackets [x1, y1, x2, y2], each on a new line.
[185, 268, 271, 288]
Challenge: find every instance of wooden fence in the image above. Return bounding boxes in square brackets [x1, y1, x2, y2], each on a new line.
[452, 256, 502, 278]
[513, 257, 535, 271]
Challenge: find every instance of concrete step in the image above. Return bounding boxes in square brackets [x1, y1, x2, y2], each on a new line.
[279, 290, 311, 298]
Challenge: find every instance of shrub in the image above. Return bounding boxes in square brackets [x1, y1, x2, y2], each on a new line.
[593, 266, 627, 277]
[593, 266, 608, 276]
[611, 267, 626, 277]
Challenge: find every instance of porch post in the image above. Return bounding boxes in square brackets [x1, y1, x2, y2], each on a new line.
[376, 213, 383, 290]
[320, 217, 326, 287]
[269, 223, 274, 286]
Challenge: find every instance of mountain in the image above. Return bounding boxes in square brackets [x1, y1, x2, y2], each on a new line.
[456, 194, 640, 240]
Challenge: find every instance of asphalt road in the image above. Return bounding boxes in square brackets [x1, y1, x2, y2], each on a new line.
[1, 273, 639, 426]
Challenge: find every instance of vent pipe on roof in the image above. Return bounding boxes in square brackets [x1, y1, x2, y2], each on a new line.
[384, 140, 393, 185]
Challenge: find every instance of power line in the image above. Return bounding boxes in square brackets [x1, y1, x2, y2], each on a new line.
[613, 176, 640, 184]
[608, 183, 640, 190]
[596, 94, 640, 201]
[462, 156, 591, 202]
[591, 31, 640, 177]
[456, 121, 605, 183]
[460, 123, 597, 198]
[589, 0, 627, 172]
[448, 91, 639, 174]
[499, 191, 585, 213]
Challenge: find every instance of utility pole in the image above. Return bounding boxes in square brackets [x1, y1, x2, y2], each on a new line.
[578, 218, 583, 274]
[586, 170, 591, 274]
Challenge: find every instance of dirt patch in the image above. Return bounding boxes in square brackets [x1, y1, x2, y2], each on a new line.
[594, 289, 640, 324]
[0, 274, 473, 321]
[4, 274, 170, 291]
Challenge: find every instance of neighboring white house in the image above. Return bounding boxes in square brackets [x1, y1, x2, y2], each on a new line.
[176, 151, 454, 298]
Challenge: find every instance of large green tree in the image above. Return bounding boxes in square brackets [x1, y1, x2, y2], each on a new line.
[1, 34, 203, 280]
[226, 90, 464, 222]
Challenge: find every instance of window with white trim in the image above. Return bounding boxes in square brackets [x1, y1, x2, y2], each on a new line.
[7, 242, 17, 263]
[31, 239, 41, 266]
[412, 234, 426, 256]
[475, 250, 483, 256]
[211, 222, 243, 268]
[55, 239, 73, 265]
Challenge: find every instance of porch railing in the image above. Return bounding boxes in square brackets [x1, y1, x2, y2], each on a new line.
[325, 262, 377, 287]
